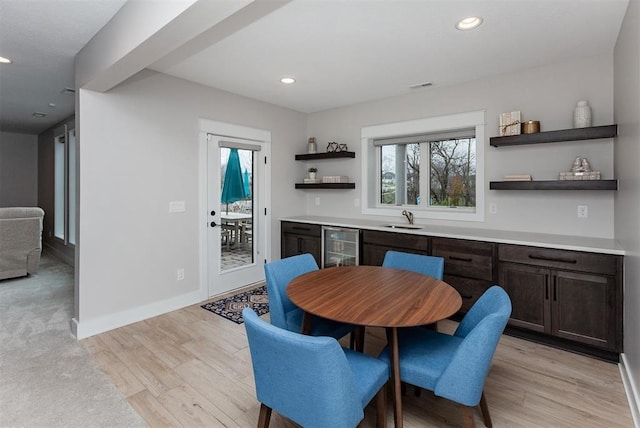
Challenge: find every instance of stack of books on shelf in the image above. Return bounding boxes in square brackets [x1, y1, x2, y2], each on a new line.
[303, 178, 322, 184]
[503, 174, 532, 181]
[322, 175, 350, 183]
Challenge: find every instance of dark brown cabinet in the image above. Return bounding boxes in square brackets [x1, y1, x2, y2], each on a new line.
[280, 220, 624, 361]
[498, 244, 623, 360]
[432, 238, 497, 313]
[360, 229, 429, 266]
[281, 222, 322, 266]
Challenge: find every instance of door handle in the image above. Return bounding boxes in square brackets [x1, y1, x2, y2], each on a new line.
[210, 221, 217, 227]
[210, 210, 216, 216]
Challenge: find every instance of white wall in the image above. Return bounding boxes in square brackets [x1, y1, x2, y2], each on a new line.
[0, 132, 38, 207]
[614, 0, 640, 422]
[76, 71, 306, 336]
[306, 55, 616, 238]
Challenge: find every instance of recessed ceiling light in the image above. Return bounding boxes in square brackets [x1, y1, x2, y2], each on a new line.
[455, 16, 483, 31]
[32, 112, 47, 118]
[280, 77, 296, 84]
[0, 56, 12, 64]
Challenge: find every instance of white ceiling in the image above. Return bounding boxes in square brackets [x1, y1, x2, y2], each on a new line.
[0, 0, 630, 135]
[0, 0, 126, 134]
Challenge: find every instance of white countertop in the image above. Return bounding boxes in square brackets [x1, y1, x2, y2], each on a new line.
[279, 215, 625, 255]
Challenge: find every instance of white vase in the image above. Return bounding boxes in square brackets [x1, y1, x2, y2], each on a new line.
[574, 101, 592, 128]
[309, 172, 317, 179]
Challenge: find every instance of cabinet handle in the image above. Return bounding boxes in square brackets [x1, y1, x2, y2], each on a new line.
[449, 256, 472, 262]
[292, 226, 311, 231]
[460, 294, 473, 300]
[553, 276, 557, 302]
[297, 237, 302, 253]
[529, 254, 577, 264]
[545, 274, 549, 300]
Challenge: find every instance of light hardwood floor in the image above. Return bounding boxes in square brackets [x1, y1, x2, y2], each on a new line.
[82, 289, 633, 428]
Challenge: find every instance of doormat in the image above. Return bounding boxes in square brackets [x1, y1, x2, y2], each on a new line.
[201, 285, 269, 324]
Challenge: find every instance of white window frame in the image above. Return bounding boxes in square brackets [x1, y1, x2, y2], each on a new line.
[53, 123, 77, 246]
[361, 110, 485, 222]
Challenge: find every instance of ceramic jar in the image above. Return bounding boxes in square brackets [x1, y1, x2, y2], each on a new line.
[574, 101, 592, 128]
[307, 137, 317, 153]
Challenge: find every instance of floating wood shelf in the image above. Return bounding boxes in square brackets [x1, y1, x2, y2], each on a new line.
[490, 125, 617, 147]
[295, 151, 355, 160]
[295, 183, 355, 189]
[490, 180, 618, 191]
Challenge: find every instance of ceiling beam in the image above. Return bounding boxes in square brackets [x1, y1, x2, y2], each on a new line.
[76, 0, 291, 93]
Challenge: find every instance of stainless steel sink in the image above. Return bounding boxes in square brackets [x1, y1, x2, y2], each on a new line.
[380, 224, 424, 230]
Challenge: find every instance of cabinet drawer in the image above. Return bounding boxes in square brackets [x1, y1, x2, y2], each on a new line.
[281, 222, 321, 237]
[432, 238, 495, 281]
[498, 244, 620, 276]
[361, 230, 429, 252]
[444, 275, 492, 313]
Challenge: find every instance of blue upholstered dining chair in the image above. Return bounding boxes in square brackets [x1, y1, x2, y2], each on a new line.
[378, 285, 512, 428]
[264, 253, 356, 340]
[382, 250, 445, 280]
[383, 250, 445, 336]
[242, 308, 389, 428]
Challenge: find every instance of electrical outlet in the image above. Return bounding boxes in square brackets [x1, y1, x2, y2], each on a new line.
[489, 203, 497, 214]
[176, 268, 185, 281]
[315, 197, 320, 206]
[354, 198, 360, 207]
[577, 205, 589, 218]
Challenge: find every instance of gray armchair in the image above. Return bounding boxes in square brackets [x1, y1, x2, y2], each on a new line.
[0, 207, 44, 280]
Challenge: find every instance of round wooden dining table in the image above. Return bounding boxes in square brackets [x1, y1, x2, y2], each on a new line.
[287, 265, 462, 428]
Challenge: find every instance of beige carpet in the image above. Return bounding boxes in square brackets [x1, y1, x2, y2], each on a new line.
[0, 254, 145, 427]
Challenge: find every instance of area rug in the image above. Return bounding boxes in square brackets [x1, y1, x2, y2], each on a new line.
[201, 285, 269, 324]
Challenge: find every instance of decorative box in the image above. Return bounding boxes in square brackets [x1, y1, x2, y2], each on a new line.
[559, 171, 601, 180]
[499, 111, 521, 136]
[322, 176, 350, 183]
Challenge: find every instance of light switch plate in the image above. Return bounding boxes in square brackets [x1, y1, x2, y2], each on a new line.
[169, 201, 185, 212]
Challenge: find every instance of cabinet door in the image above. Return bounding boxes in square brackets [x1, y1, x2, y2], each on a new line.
[281, 222, 322, 266]
[552, 270, 619, 350]
[443, 275, 492, 314]
[498, 263, 550, 333]
[361, 243, 392, 266]
[281, 234, 321, 266]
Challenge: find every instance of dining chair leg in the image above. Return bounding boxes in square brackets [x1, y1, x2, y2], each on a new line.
[257, 403, 272, 428]
[461, 405, 475, 428]
[479, 391, 493, 428]
[375, 383, 386, 428]
[413, 385, 421, 397]
[356, 325, 365, 352]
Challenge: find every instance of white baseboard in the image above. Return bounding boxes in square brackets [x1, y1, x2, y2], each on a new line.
[620, 353, 640, 428]
[73, 289, 203, 340]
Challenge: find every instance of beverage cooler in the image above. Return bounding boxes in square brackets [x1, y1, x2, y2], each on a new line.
[321, 226, 360, 268]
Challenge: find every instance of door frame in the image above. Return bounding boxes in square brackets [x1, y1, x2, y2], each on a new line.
[198, 119, 272, 300]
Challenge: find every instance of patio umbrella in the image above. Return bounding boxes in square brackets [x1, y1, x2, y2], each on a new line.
[243, 169, 251, 197]
[221, 148, 247, 213]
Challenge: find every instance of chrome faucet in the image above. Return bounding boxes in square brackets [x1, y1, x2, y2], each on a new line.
[402, 210, 414, 225]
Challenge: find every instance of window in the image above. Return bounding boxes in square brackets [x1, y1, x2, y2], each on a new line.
[379, 134, 476, 208]
[53, 124, 76, 245]
[361, 111, 485, 222]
